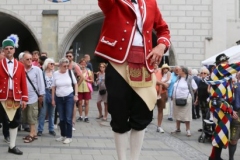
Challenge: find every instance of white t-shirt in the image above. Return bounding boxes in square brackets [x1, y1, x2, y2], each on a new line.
[52, 70, 77, 97]
[173, 77, 197, 99]
[162, 71, 171, 84]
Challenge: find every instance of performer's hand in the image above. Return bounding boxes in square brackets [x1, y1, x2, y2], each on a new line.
[232, 111, 239, 120]
[146, 43, 166, 66]
[21, 101, 27, 110]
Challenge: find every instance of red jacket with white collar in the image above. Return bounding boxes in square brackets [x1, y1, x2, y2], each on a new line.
[0, 58, 28, 102]
[95, 0, 170, 72]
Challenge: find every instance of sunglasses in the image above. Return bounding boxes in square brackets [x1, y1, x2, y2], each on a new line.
[4, 47, 14, 50]
[200, 72, 207, 75]
[49, 63, 54, 65]
[66, 55, 72, 58]
[62, 65, 69, 68]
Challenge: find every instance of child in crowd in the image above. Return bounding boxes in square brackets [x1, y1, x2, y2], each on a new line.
[157, 64, 171, 99]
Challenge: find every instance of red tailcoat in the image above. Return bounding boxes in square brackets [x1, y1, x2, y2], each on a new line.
[0, 58, 28, 102]
[95, 0, 170, 72]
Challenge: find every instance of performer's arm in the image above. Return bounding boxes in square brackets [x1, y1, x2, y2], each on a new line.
[147, 1, 170, 65]
[98, 0, 115, 14]
[217, 62, 240, 76]
[21, 66, 28, 102]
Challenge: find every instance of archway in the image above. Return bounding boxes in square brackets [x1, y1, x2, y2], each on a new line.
[61, 11, 176, 72]
[0, 9, 40, 57]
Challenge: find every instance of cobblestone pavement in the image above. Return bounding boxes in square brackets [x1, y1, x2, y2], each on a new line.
[0, 91, 240, 160]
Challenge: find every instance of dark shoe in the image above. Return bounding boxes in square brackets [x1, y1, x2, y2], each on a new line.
[24, 128, 30, 132]
[23, 135, 34, 143]
[49, 131, 56, 136]
[37, 131, 42, 136]
[167, 118, 173, 121]
[4, 137, 10, 143]
[192, 116, 197, 119]
[198, 129, 203, 132]
[197, 115, 201, 119]
[8, 146, 23, 155]
[84, 117, 89, 123]
[77, 117, 83, 122]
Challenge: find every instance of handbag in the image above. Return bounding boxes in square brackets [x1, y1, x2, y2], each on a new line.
[45, 89, 52, 104]
[175, 79, 189, 107]
[99, 89, 106, 95]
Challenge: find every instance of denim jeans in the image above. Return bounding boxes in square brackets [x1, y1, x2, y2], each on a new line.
[38, 94, 55, 132]
[55, 93, 74, 138]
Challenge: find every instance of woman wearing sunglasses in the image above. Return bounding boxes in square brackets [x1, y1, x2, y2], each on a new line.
[194, 67, 210, 131]
[52, 58, 78, 144]
[37, 58, 56, 137]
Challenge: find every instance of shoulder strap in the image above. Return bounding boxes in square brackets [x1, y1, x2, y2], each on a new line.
[187, 76, 194, 100]
[26, 72, 40, 97]
[68, 69, 74, 84]
[68, 69, 75, 92]
[42, 71, 47, 88]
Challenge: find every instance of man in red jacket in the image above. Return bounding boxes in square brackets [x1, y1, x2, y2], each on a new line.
[95, 0, 170, 159]
[0, 34, 28, 155]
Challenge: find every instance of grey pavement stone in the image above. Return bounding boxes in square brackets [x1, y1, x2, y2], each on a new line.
[1, 91, 240, 160]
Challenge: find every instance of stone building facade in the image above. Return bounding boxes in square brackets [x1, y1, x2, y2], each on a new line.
[0, 0, 239, 70]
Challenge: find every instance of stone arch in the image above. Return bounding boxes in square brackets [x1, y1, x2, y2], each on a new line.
[59, 11, 104, 59]
[0, 8, 40, 53]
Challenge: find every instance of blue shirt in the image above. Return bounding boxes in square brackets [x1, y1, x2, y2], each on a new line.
[168, 72, 178, 97]
[26, 66, 45, 104]
[233, 82, 240, 111]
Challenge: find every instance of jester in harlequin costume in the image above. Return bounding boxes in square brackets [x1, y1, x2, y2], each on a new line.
[206, 53, 240, 160]
[0, 34, 28, 155]
[95, 0, 170, 159]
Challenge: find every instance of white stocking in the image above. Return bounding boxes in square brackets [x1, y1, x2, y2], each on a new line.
[9, 127, 18, 149]
[113, 132, 128, 160]
[130, 129, 145, 160]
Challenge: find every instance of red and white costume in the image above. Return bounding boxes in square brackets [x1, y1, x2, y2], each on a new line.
[0, 58, 28, 102]
[95, 0, 170, 72]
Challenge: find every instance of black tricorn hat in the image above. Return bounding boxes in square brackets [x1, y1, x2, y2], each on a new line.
[215, 53, 229, 65]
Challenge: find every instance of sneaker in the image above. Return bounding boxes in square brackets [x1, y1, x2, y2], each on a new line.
[37, 131, 42, 136]
[63, 138, 72, 144]
[44, 120, 49, 123]
[157, 95, 161, 99]
[77, 117, 83, 122]
[4, 137, 10, 143]
[156, 127, 164, 133]
[72, 127, 76, 131]
[186, 130, 191, 137]
[84, 117, 89, 123]
[56, 136, 65, 142]
[167, 118, 173, 121]
[54, 125, 58, 129]
[49, 131, 56, 136]
[204, 119, 214, 124]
